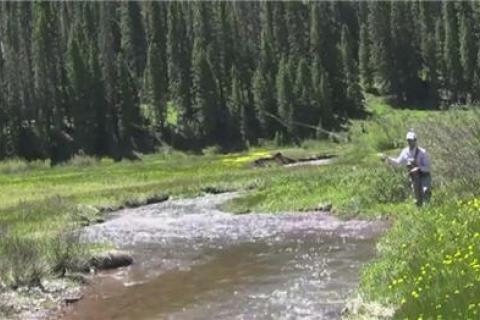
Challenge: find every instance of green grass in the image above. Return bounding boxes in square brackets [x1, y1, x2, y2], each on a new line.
[360, 198, 480, 319]
[0, 142, 345, 286]
[224, 161, 413, 217]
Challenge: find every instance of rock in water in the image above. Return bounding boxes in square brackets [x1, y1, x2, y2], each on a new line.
[89, 251, 133, 270]
[64, 295, 83, 304]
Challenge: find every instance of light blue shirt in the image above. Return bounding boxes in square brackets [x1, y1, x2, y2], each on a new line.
[388, 147, 431, 173]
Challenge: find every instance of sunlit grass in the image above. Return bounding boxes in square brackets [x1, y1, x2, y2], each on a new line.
[220, 150, 271, 165]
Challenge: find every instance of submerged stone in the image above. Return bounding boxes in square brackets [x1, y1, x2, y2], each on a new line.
[89, 251, 133, 271]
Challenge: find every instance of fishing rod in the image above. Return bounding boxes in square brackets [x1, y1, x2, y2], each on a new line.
[262, 110, 349, 143]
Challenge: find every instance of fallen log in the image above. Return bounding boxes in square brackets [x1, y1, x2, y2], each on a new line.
[253, 152, 335, 167]
[253, 152, 295, 167]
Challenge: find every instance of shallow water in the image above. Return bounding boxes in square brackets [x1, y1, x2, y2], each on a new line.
[62, 193, 387, 320]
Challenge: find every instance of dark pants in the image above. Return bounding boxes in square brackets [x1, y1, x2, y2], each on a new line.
[410, 172, 432, 206]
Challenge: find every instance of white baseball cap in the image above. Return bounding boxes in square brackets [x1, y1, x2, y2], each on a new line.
[406, 131, 417, 140]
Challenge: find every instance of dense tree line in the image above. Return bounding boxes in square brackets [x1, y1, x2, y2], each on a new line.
[0, 2, 478, 163]
[362, 1, 480, 107]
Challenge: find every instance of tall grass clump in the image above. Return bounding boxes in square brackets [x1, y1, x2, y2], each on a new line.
[363, 166, 411, 205]
[49, 231, 90, 276]
[0, 231, 88, 288]
[0, 233, 47, 288]
[0, 196, 92, 288]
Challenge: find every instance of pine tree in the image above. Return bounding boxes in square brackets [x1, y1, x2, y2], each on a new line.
[167, 3, 192, 136]
[252, 69, 271, 139]
[66, 26, 96, 154]
[443, 2, 462, 102]
[286, 2, 307, 59]
[368, 2, 395, 94]
[253, 2, 277, 138]
[191, 3, 219, 145]
[276, 56, 294, 141]
[191, 38, 218, 145]
[0, 26, 5, 159]
[272, 2, 289, 58]
[435, 18, 446, 92]
[87, 42, 108, 156]
[458, 3, 476, 99]
[390, 1, 421, 102]
[99, 2, 121, 159]
[192, 2, 213, 49]
[408, 1, 423, 53]
[144, 1, 168, 133]
[260, 2, 277, 80]
[120, 1, 146, 81]
[293, 57, 313, 137]
[358, 1, 369, 26]
[15, 3, 35, 122]
[310, 2, 345, 120]
[341, 25, 364, 117]
[32, 2, 69, 163]
[318, 75, 333, 136]
[215, 2, 233, 103]
[215, 2, 239, 147]
[359, 23, 374, 90]
[82, 2, 99, 42]
[12, 3, 45, 160]
[309, 3, 323, 63]
[1, 3, 23, 158]
[419, 2, 439, 106]
[144, 43, 167, 133]
[228, 67, 247, 148]
[312, 57, 332, 131]
[475, 47, 480, 101]
[117, 53, 143, 157]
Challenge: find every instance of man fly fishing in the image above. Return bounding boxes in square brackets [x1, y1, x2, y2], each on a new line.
[381, 130, 432, 207]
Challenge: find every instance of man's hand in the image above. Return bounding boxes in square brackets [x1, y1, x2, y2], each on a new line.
[379, 153, 389, 163]
[409, 166, 420, 174]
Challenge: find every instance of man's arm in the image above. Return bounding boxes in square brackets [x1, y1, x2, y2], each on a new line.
[386, 149, 407, 167]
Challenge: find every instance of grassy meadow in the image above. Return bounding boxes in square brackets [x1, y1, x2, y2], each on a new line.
[1, 95, 480, 319]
